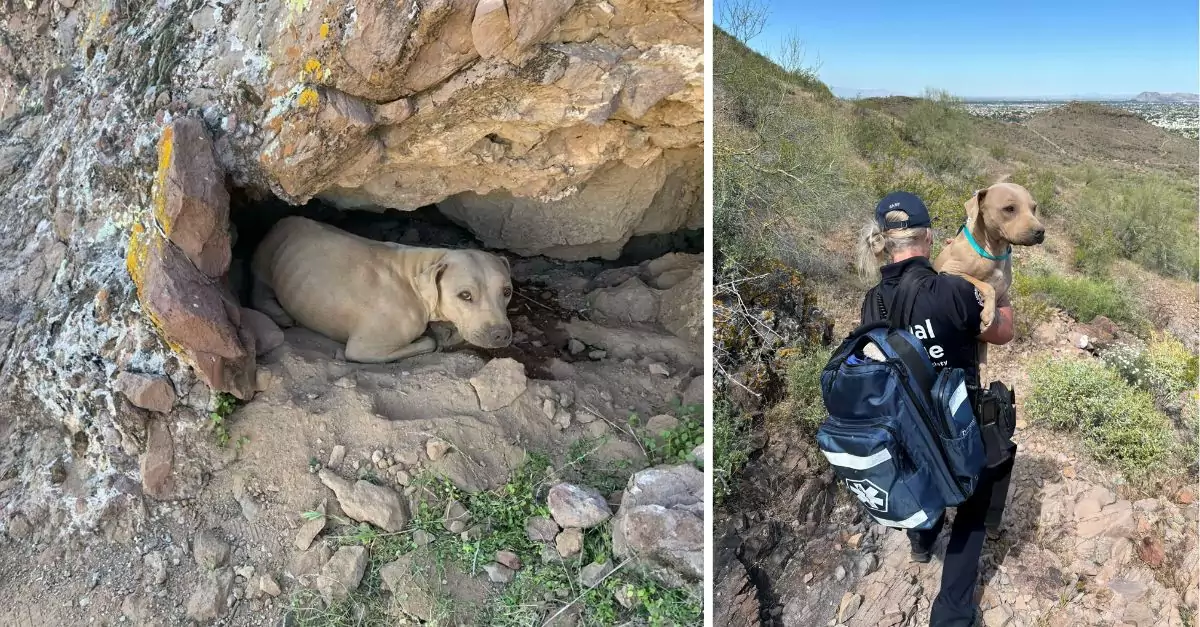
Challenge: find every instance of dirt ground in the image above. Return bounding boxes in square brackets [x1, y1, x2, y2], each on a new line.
[0, 235, 703, 625]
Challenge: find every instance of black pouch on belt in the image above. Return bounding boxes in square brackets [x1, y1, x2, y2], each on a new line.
[973, 381, 1016, 468]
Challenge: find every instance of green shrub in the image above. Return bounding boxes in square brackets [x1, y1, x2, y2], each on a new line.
[900, 90, 974, 175]
[1068, 175, 1199, 279]
[1071, 223, 1121, 277]
[713, 397, 752, 502]
[1027, 357, 1174, 478]
[851, 109, 904, 158]
[785, 345, 832, 431]
[1012, 267, 1136, 325]
[714, 28, 867, 274]
[1007, 167, 1058, 217]
[1011, 294, 1054, 343]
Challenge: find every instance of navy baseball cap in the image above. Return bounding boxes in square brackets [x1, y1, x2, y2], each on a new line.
[875, 191, 931, 230]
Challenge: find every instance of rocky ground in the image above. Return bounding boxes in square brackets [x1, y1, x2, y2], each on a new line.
[714, 253, 1200, 627]
[0, 240, 705, 625]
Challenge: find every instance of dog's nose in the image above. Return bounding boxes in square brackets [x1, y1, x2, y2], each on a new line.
[488, 325, 512, 346]
[1033, 228, 1046, 244]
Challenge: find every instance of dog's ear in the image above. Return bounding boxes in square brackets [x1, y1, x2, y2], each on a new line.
[416, 255, 448, 319]
[964, 188, 987, 228]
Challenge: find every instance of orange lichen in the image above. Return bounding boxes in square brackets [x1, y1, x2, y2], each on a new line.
[297, 88, 320, 108]
[125, 224, 187, 355]
[152, 126, 175, 236]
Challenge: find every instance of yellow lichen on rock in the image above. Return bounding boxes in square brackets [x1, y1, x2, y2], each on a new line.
[297, 88, 320, 108]
[303, 58, 322, 75]
[123, 224, 186, 356]
[152, 126, 175, 236]
[124, 223, 149, 290]
[319, 23, 330, 39]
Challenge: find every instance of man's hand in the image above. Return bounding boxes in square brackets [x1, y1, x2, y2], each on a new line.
[979, 305, 1015, 345]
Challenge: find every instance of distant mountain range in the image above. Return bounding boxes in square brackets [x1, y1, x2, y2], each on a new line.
[832, 86, 1200, 103]
[1130, 91, 1200, 103]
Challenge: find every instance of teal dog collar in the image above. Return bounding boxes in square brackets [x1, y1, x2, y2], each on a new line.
[959, 223, 1011, 261]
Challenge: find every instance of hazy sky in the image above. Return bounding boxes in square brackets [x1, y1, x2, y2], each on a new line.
[720, 0, 1200, 98]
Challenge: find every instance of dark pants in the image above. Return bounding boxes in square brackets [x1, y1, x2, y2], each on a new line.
[907, 447, 1016, 627]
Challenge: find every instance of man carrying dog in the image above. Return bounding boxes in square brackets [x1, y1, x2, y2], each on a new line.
[855, 191, 1019, 627]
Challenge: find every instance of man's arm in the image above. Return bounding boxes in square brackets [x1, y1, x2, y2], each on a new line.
[979, 305, 1015, 345]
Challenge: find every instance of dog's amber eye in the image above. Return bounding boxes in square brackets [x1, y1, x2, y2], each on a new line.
[502, 287, 512, 298]
[458, 291, 472, 302]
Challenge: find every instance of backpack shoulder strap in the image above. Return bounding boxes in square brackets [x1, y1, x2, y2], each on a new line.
[886, 265, 931, 329]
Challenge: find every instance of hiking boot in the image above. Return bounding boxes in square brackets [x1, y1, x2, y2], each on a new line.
[909, 537, 933, 563]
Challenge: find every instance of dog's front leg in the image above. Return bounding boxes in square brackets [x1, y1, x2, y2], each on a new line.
[959, 275, 997, 333]
[343, 336, 437, 363]
[427, 322, 464, 352]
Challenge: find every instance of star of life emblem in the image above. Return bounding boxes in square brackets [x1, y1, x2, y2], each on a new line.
[846, 478, 889, 512]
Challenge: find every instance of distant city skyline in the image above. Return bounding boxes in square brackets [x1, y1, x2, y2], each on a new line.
[723, 0, 1200, 99]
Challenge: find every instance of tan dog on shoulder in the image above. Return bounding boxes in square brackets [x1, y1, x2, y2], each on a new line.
[933, 182, 1045, 336]
[251, 216, 513, 363]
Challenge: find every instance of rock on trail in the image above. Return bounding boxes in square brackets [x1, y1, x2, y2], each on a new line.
[318, 469, 410, 532]
[548, 483, 613, 529]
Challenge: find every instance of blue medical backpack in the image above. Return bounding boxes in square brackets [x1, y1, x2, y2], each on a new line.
[816, 268, 986, 530]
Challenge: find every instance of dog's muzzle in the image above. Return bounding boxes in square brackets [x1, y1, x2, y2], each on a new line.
[476, 323, 513, 348]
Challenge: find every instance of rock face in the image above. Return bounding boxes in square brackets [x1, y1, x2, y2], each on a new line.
[153, 117, 231, 278]
[114, 372, 176, 414]
[611, 464, 704, 587]
[255, 0, 703, 259]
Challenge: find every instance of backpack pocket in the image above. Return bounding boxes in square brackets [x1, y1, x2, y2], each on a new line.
[932, 369, 986, 500]
[817, 419, 942, 530]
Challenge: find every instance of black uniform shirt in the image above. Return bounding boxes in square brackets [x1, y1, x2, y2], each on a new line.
[859, 257, 984, 381]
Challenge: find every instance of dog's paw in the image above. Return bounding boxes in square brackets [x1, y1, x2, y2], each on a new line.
[979, 303, 996, 333]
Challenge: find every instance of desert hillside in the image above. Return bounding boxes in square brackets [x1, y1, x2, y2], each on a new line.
[713, 25, 1199, 627]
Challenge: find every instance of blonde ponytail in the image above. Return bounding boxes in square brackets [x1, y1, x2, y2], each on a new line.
[855, 210, 932, 284]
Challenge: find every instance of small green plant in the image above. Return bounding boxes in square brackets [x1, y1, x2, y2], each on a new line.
[785, 345, 833, 431]
[713, 397, 751, 502]
[208, 392, 240, 447]
[1027, 357, 1175, 479]
[634, 405, 704, 466]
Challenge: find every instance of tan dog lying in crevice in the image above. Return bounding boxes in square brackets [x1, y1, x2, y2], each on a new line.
[934, 182, 1045, 350]
[251, 216, 513, 363]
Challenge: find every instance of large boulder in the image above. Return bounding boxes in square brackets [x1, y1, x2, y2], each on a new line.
[255, 0, 702, 259]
